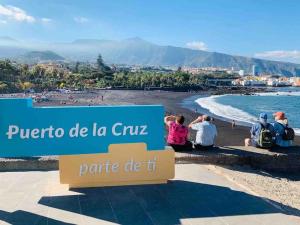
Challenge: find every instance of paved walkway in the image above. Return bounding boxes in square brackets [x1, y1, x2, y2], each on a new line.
[0, 164, 299, 225]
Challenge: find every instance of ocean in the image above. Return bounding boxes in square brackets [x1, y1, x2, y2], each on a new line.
[195, 88, 300, 135]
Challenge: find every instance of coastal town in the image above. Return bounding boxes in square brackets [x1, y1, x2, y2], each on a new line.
[182, 65, 300, 87]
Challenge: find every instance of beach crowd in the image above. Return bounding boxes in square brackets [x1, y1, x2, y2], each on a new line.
[165, 111, 295, 151]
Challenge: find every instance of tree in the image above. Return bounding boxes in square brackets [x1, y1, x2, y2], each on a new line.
[96, 54, 114, 82]
[19, 81, 34, 91]
[20, 64, 29, 80]
[0, 81, 8, 93]
[97, 54, 105, 72]
[74, 62, 80, 73]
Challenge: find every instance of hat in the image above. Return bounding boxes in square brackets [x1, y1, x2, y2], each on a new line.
[259, 113, 267, 121]
[273, 112, 285, 120]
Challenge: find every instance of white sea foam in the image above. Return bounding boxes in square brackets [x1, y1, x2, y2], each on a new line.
[195, 95, 257, 125]
[294, 128, 300, 135]
[195, 95, 300, 136]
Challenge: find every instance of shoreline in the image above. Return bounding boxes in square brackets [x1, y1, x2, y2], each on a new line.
[181, 94, 253, 127]
[37, 90, 273, 146]
[194, 91, 300, 135]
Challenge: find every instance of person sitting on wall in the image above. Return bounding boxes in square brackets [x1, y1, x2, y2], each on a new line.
[272, 111, 294, 147]
[189, 115, 217, 150]
[164, 115, 192, 151]
[245, 113, 274, 149]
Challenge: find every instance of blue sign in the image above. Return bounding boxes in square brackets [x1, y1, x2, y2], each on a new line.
[0, 98, 165, 157]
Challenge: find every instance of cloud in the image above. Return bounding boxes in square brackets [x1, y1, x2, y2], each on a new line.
[74, 16, 89, 23]
[186, 41, 208, 51]
[41, 18, 52, 24]
[255, 50, 300, 59]
[0, 4, 35, 23]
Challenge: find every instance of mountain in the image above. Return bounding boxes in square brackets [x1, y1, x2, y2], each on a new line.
[0, 36, 19, 44]
[0, 36, 28, 58]
[16, 51, 65, 63]
[52, 38, 300, 76]
[1, 37, 300, 76]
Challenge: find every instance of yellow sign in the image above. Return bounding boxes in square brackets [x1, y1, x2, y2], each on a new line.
[59, 143, 175, 188]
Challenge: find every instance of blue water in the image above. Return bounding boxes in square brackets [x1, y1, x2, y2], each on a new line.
[196, 88, 300, 134]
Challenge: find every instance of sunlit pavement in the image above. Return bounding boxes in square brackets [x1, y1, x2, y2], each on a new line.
[0, 164, 299, 225]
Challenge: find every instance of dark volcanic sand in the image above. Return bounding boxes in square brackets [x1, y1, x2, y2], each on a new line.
[104, 90, 253, 146]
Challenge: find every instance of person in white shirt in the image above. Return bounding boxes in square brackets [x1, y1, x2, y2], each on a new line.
[189, 115, 217, 150]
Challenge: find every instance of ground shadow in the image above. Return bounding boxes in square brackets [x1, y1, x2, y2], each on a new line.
[219, 164, 300, 182]
[175, 146, 300, 177]
[38, 180, 300, 225]
[173, 146, 260, 156]
[1, 156, 42, 160]
[0, 209, 74, 225]
[269, 146, 300, 154]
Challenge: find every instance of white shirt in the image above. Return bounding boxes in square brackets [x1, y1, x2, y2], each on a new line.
[191, 121, 217, 146]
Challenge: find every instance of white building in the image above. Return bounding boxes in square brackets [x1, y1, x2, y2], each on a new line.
[252, 65, 258, 76]
[238, 70, 245, 76]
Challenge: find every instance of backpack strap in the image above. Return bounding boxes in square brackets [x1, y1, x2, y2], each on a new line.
[260, 123, 269, 129]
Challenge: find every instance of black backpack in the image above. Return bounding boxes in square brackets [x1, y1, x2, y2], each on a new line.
[279, 123, 295, 141]
[258, 123, 273, 148]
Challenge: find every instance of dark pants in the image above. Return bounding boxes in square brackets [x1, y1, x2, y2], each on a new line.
[169, 141, 193, 152]
[194, 144, 214, 150]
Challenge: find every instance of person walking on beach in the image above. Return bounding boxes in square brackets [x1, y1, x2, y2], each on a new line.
[189, 115, 217, 150]
[232, 120, 236, 129]
[164, 115, 192, 151]
[245, 113, 274, 148]
[272, 112, 294, 147]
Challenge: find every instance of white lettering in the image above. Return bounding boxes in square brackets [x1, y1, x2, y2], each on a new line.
[140, 125, 148, 135]
[89, 164, 98, 174]
[80, 127, 88, 137]
[55, 128, 64, 138]
[97, 127, 106, 136]
[78, 162, 120, 176]
[20, 129, 30, 139]
[111, 123, 149, 136]
[79, 164, 88, 176]
[111, 163, 119, 173]
[6, 125, 64, 139]
[133, 162, 141, 172]
[147, 157, 157, 172]
[112, 122, 122, 136]
[69, 123, 80, 138]
[5, 122, 148, 140]
[31, 128, 40, 139]
[92, 123, 97, 136]
[41, 127, 49, 138]
[124, 159, 141, 172]
[125, 159, 134, 172]
[48, 126, 54, 138]
[6, 125, 19, 139]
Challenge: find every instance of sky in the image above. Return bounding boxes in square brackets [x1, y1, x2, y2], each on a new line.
[0, 0, 300, 63]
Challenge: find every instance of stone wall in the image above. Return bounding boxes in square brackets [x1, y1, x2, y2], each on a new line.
[0, 146, 299, 173]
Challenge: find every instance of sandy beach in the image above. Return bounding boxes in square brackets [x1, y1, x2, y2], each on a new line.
[5, 89, 298, 147]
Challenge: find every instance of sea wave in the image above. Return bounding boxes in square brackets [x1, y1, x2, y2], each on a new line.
[195, 95, 257, 125]
[195, 95, 300, 136]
